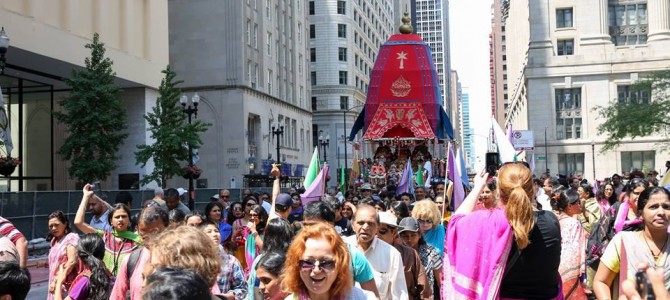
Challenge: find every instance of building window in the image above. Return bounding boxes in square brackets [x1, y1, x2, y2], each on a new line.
[268, 69, 273, 94]
[267, 32, 272, 55]
[311, 71, 317, 85]
[312, 97, 317, 111]
[254, 24, 258, 48]
[617, 85, 650, 104]
[310, 48, 316, 62]
[338, 47, 347, 61]
[338, 24, 347, 38]
[298, 54, 303, 74]
[310, 24, 315, 38]
[246, 20, 251, 45]
[609, 2, 648, 45]
[557, 39, 574, 55]
[266, 0, 271, 19]
[558, 153, 585, 176]
[309, 1, 314, 15]
[621, 151, 655, 173]
[339, 71, 348, 85]
[555, 88, 582, 140]
[337, 0, 346, 14]
[340, 96, 349, 109]
[556, 8, 573, 28]
[298, 22, 302, 42]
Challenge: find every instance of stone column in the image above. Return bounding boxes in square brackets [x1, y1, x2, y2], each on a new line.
[581, 0, 611, 45]
[648, 0, 670, 42]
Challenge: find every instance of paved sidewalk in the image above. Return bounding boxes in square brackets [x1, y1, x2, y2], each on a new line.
[27, 256, 50, 284]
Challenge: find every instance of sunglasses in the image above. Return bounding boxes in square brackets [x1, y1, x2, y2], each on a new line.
[220, 195, 230, 198]
[378, 228, 391, 235]
[233, 207, 243, 211]
[249, 213, 259, 217]
[417, 219, 433, 224]
[298, 259, 336, 272]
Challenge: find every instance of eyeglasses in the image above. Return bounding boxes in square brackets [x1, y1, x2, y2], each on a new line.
[630, 178, 648, 186]
[220, 195, 230, 199]
[249, 213, 259, 217]
[378, 228, 391, 235]
[417, 219, 433, 224]
[298, 259, 336, 272]
[233, 207, 243, 211]
[246, 203, 256, 207]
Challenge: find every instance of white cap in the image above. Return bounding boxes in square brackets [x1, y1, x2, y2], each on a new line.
[378, 211, 398, 227]
[177, 188, 187, 196]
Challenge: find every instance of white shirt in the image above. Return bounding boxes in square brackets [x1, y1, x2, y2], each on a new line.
[345, 236, 409, 300]
[536, 189, 552, 211]
[423, 161, 432, 188]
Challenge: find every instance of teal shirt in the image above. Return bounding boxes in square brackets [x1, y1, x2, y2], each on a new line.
[347, 243, 374, 283]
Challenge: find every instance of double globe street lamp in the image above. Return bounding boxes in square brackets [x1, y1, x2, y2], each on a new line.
[180, 93, 200, 210]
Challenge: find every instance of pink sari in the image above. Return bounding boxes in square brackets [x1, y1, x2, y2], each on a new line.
[442, 208, 513, 300]
[443, 208, 565, 300]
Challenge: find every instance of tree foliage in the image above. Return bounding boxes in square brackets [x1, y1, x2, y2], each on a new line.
[594, 69, 670, 152]
[135, 66, 210, 187]
[54, 33, 128, 183]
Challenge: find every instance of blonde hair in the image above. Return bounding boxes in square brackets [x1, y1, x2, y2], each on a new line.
[497, 163, 535, 249]
[281, 223, 352, 298]
[149, 226, 221, 285]
[411, 200, 441, 228]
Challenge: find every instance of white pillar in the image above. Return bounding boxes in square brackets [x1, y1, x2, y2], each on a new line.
[648, 0, 670, 42]
[580, 0, 611, 45]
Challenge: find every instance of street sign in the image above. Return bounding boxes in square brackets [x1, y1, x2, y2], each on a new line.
[512, 130, 535, 151]
[536, 156, 546, 161]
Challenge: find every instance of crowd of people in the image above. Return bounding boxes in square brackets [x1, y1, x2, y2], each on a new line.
[0, 163, 669, 299]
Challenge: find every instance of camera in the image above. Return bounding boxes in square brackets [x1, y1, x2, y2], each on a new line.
[635, 269, 655, 300]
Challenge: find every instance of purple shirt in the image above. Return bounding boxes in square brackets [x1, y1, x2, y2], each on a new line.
[68, 276, 90, 300]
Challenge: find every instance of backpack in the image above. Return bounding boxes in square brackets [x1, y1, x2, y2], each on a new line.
[126, 247, 143, 283]
[585, 211, 615, 266]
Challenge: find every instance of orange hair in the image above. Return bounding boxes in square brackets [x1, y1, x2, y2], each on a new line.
[497, 163, 535, 249]
[281, 222, 352, 298]
[411, 200, 441, 228]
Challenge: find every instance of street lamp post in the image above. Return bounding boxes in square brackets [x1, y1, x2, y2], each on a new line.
[591, 140, 596, 181]
[318, 130, 330, 163]
[271, 125, 284, 164]
[180, 93, 200, 210]
[0, 28, 9, 74]
[544, 127, 549, 174]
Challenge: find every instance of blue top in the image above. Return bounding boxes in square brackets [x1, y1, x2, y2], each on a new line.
[347, 243, 374, 283]
[90, 209, 111, 232]
[423, 224, 445, 256]
[219, 221, 233, 243]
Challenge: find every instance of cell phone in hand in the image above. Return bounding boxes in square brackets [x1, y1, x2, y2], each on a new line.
[636, 269, 655, 300]
[91, 181, 102, 197]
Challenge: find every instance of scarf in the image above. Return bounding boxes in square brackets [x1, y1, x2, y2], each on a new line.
[442, 208, 514, 300]
[613, 200, 642, 233]
[620, 232, 670, 290]
[111, 229, 142, 244]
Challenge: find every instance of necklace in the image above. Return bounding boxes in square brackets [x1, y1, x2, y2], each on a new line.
[642, 232, 668, 261]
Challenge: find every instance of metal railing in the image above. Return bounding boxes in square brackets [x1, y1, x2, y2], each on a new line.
[1, 188, 277, 241]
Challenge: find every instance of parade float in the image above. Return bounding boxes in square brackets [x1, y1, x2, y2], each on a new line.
[347, 14, 455, 189]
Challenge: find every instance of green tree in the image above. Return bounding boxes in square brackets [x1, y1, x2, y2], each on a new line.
[54, 33, 128, 184]
[594, 70, 670, 152]
[135, 66, 210, 187]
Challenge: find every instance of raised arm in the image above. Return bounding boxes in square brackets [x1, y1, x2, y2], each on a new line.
[74, 183, 98, 234]
[454, 170, 489, 215]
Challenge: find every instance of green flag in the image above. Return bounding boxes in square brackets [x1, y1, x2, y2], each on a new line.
[303, 147, 320, 188]
[340, 166, 346, 195]
[416, 163, 424, 187]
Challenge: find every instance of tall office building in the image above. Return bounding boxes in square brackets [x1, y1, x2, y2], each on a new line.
[461, 90, 474, 172]
[169, 0, 313, 187]
[0, 1, 168, 190]
[411, 0, 453, 128]
[448, 70, 462, 145]
[505, 0, 670, 178]
[490, 0, 508, 125]
[309, 0, 405, 182]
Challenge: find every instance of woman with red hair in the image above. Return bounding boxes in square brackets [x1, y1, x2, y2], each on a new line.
[281, 222, 372, 299]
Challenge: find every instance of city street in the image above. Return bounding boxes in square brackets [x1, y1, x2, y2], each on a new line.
[26, 283, 48, 300]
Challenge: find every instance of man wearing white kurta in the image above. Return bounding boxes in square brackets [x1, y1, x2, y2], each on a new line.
[345, 205, 409, 300]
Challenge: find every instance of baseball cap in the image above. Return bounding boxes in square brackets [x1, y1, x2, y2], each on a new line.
[398, 217, 419, 233]
[210, 194, 220, 200]
[378, 211, 398, 227]
[360, 183, 373, 190]
[177, 188, 187, 196]
[274, 193, 292, 211]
